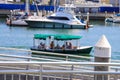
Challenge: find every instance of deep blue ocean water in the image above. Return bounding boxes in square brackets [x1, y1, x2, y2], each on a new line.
[0, 18, 120, 60]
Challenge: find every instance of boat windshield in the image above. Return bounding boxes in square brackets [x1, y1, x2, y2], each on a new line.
[47, 16, 69, 20]
[57, 7, 65, 12]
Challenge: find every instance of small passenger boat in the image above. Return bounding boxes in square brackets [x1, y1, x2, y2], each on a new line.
[31, 34, 92, 55]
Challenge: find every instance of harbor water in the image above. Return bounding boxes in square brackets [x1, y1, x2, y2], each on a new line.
[0, 18, 120, 60]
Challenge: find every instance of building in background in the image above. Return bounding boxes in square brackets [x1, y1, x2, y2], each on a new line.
[86, 0, 110, 3]
[59, 0, 65, 5]
[49, 0, 60, 6]
[48, 0, 75, 6]
[4, 0, 120, 8]
[85, 0, 99, 2]
[85, 0, 120, 7]
[110, 0, 119, 7]
[41, 0, 49, 5]
[100, 0, 110, 4]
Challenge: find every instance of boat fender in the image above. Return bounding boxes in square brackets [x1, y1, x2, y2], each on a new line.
[6, 18, 11, 25]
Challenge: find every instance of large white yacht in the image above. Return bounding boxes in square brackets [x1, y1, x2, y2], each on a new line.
[25, 5, 92, 29]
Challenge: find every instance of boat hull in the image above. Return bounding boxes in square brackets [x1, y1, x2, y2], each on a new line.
[25, 20, 87, 29]
[31, 46, 92, 55]
[113, 19, 120, 23]
[6, 19, 28, 26]
[105, 18, 113, 22]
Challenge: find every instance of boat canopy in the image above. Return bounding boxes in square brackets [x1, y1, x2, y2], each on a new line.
[34, 34, 82, 40]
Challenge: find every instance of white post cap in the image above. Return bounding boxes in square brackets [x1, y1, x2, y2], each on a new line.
[94, 35, 111, 58]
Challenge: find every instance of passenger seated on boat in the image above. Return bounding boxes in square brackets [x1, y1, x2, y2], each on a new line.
[73, 46, 77, 49]
[41, 43, 45, 49]
[62, 44, 65, 50]
[38, 44, 41, 49]
[65, 42, 69, 49]
[67, 42, 73, 49]
[50, 41, 54, 49]
[38, 42, 45, 49]
[55, 44, 61, 49]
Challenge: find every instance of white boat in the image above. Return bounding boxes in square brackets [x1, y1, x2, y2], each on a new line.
[105, 14, 120, 23]
[25, 5, 92, 29]
[6, 0, 29, 26]
[6, 13, 28, 26]
[105, 16, 113, 22]
[113, 14, 120, 23]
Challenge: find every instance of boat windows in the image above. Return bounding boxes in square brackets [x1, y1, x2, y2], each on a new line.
[71, 17, 75, 20]
[57, 7, 65, 12]
[47, 16, 69, 20]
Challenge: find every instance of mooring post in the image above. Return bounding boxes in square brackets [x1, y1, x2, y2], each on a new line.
[85, 12, 89, 29]
[94, 35, 111, 80]
[87, 12, 89, 22]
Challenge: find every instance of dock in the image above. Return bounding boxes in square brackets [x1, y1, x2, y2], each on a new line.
[76, 12, 114, 20]
[0, 6, 115, 20]
[0, 10, 10, 17]
[0, 9, 114, 20]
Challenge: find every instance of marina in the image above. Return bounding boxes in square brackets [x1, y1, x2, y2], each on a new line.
[0, 19, 120, 79]
[0, 0, 120, 79]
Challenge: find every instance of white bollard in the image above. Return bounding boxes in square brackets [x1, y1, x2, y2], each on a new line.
[94, 35, 111, 80]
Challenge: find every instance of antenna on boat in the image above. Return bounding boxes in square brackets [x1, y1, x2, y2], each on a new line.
[9, 10, 13, 26]
[32, 0, 41, 16]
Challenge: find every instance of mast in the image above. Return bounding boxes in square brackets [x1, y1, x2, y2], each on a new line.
[35, 1, 40, 16]
[54, 0, 56, 12]
[119, 0, 120, 13]
[25, 0, 30, 15]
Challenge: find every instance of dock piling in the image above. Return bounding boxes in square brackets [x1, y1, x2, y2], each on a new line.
[94, 35, 111, 80]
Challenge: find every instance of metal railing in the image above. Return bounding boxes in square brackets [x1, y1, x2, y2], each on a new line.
[0, 47, 120, 80]
[0, 62, 120, 80]
[0, 47, 92, 62]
